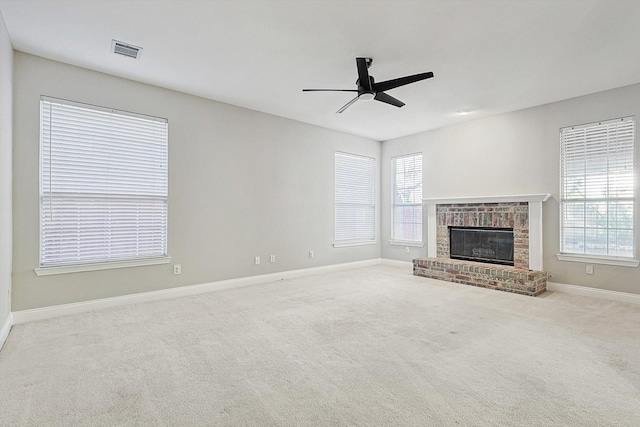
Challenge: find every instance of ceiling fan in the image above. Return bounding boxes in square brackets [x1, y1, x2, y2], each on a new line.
[303, 57, 434, 113]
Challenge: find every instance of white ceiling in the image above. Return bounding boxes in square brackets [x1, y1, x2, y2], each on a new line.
[1, 0, 639, 141]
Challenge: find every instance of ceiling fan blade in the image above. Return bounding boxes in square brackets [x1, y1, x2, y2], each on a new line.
[374, 92, 405, 108]
[373, 72, 434, 93]
[303, 89, 358, 92]
[356, 57, 372, 91]
[336, 95, 359, 114]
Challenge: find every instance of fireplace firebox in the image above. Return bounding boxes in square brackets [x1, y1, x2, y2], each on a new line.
[449, 226, 514, 266]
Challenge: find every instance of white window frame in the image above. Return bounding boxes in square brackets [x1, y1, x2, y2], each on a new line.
[36, 96, 170, 276]
[557, 116, 638, 267]
[390, 153, 423, 246]
[334, 151, 376, 247]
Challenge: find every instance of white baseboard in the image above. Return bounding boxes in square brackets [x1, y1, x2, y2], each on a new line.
[12, 258, 383, 325]
[547, 281, 640, 305]
[0, 313, 12, 351]
[381, 259, 414, 268]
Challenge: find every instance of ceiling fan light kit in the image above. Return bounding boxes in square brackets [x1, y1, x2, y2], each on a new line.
[303, 57, 434, 113]
[358, 92, 375, 102]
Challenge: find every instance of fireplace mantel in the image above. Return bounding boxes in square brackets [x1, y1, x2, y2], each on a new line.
[423, 194, 551, 270]
[423, 194, 551, 205]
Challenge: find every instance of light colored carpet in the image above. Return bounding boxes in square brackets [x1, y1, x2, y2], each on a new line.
[1, 264, 639, 426]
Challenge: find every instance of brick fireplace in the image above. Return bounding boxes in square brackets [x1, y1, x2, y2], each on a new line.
[413, 194, 551, 296]
[437, 202, 529, 269]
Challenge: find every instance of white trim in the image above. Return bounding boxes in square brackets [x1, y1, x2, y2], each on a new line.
[422, 194, 551, 205]
[35, 257, 172, 276]
[389, 240, 423, 247]
[0, 313, 12, 352]
[381, 259, 414, 268]
[13, 259, 382, 324]
[528, 199, 544, 270]
[548, 281, 640, 305]
[426, 203, 437, 258]
[333, 241, 377, 248]
[556, 253, 639, 267]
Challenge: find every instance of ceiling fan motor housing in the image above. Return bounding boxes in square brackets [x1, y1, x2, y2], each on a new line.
[302, 57, 433, 113]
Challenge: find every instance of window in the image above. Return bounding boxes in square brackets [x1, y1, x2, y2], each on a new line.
[38, 97, 169, 274]
[559, 117, 635, 262]
[392, 153, 423, 244]
[334, 152, 375, 246]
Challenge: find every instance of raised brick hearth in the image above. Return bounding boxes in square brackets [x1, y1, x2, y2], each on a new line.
[413, 257, 548, 296]
[416, 194, 551, 297]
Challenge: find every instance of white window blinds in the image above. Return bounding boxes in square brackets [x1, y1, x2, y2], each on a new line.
[334, 152, 375, 244]
[392, 153, 423, 243]
[560, 117, 635, 259]
[40, 97, 169, 267]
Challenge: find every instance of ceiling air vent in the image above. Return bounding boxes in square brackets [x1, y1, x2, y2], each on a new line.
[112, 40, 142, 59]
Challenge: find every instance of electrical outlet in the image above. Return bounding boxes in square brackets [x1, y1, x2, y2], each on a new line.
[255, 256, 261, 265]
[309, 250, 314, 259]
[173, 264, 182, 275]
[270, 255, 276, 263]
[586, 265, 594, 275]
[405, 247, 410, 254]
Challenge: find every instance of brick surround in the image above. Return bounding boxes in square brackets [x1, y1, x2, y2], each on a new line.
[437, 202, 530, 269]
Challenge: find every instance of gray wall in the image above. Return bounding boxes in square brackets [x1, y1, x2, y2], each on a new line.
[12, 52, 380, 311]
[10, 50, 639, 312]
[0, 12, 12, 330]
[382, 83, 640, 294]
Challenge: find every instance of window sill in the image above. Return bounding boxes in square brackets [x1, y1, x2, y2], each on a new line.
[35, 257, 172, 276]
[556, 253, 639, 268]
[333, 241, 377, 248]
[389, 240, 424, 248]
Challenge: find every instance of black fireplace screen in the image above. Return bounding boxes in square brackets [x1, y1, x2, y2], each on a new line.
[449, 226, 514, 266]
